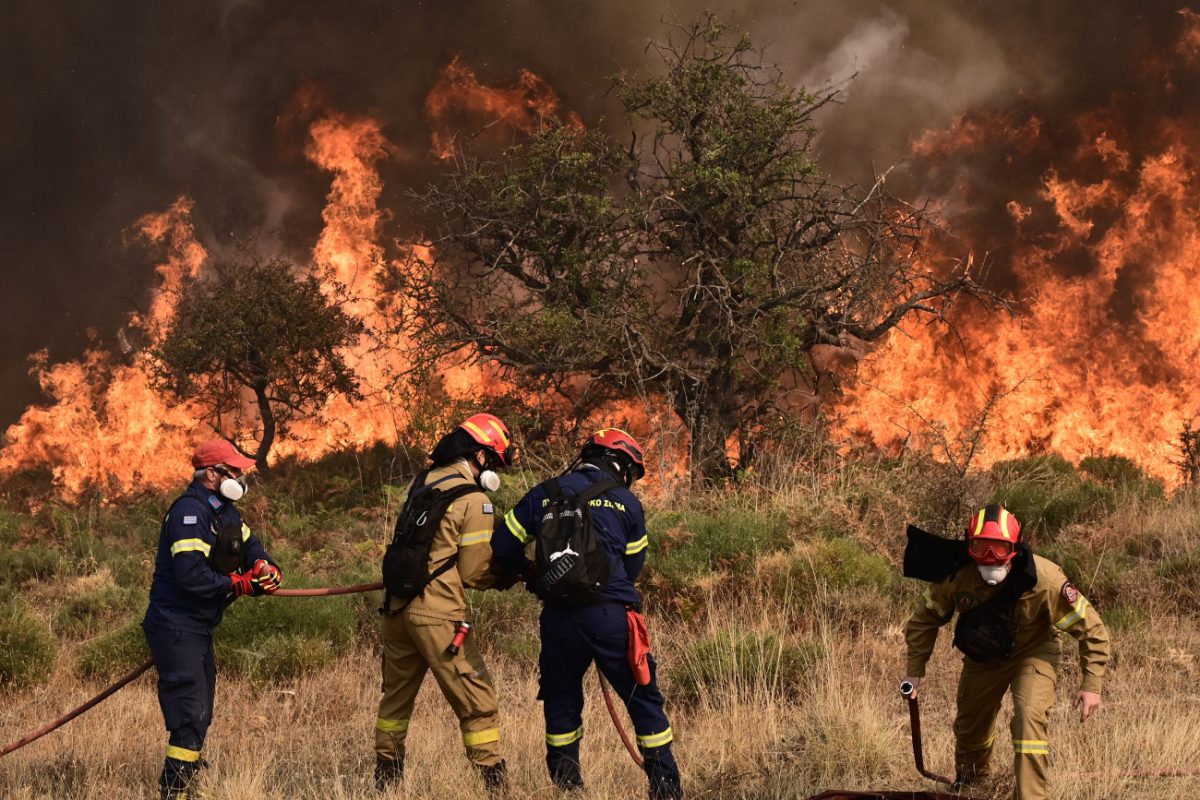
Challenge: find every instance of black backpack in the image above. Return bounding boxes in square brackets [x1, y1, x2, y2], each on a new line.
[382, 471, 480, 602]
[532, 475, 619, 604]
[952, 547, 1038, 662]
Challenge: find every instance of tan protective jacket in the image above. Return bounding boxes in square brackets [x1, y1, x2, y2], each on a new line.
[383, 461, 496, 620]
[905, 554, 1110, 693]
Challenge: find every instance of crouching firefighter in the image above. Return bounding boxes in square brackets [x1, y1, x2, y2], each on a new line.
[143, 440, 283, 800]
[491, 429, 684, 800]
[374, 414, 514, 794]
[901, 505, 1110, 800]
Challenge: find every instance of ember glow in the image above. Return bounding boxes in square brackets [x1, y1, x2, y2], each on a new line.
[837, 14, 1200, 482]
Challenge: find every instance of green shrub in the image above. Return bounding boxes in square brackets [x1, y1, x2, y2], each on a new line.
[988, 455, 1115, 542]
[0, 601, 55, 689]
[53, 584, 143, 638]
[215, 585, 357, 683]
[762, 537, 897, 606]
[1078, 455, 1165, 501]
[76, 619, 150, 681]
[1156, 546, 1200, 613]
[670, 628, 822, 703]
[0, 545, 62, 586]
[1039, 540, 1136, 607]
[648, 508, 790, 589]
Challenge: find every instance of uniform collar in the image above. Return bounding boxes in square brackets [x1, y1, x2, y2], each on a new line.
[187, 479, 224, 511]
[449, 459, 476, 482]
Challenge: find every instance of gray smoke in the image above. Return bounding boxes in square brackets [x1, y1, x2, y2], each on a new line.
[0, 0, 1186, 425]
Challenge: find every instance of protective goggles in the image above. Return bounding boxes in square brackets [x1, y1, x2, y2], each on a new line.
[967, 537, 1015, 563]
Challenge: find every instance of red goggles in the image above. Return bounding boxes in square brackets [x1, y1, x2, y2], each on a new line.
[968, 537, 1015, 564]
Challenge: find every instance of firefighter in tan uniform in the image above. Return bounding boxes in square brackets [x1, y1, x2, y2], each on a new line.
[902, 505, 1110, 800]
[374, 414, 515, 794]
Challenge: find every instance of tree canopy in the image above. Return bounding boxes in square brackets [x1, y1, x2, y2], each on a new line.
[150, 258, 363, 467]
[401, 14, 991, 479]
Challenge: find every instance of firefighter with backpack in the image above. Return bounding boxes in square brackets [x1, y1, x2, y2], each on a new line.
[374, 414, 514, 794]
[491, 428, 685, 800]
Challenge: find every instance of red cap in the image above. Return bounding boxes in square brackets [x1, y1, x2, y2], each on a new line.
[191, 439, 257, 470]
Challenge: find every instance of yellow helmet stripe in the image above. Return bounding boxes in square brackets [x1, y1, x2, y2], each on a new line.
[972, 508, 987, 538]
[998, 507, 1012, 539]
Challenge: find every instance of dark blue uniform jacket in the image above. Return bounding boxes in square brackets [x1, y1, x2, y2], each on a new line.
[492, 464, 648, 606]
[144, 480, 272, 633]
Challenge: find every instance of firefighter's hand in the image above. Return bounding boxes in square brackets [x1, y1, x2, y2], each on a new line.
[1073, 690, 1101, 723]
[901, 676, 922, 699]
[251, 559, 283, 594]
[229, 572, 256, 599]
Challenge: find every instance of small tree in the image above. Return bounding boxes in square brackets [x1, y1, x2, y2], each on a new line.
[404, 15, 992, 479]
[150, 258, 363, 466]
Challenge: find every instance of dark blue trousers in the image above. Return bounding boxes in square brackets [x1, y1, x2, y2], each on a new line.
[539, 604, 682, 799]
[144, 620, 216, 790]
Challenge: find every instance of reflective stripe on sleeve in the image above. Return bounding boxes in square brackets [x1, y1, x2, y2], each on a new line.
[459, 529, 493, 547]
[922, 587, 947, 617]
[376, 717, 409, 734]
[170, 539, 212, 557]
[241, 523, 251, 542]
[1012, 739, 1050, 755]
[165, 745, 201, 762]
[463, 728, 500, 747]
[504, 510, 530, 543]
[545, 727, 583, 747]
[1054, 596, 1088, 631]
[625, 535, 649, 555]
[636, 727, 673, 749]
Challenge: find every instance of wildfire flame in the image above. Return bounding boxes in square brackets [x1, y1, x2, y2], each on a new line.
[837, 14, 1200, 483]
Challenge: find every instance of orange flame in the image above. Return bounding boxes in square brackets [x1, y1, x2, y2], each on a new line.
[425, 55, 581, 158]
[839, 31, 1200, 483]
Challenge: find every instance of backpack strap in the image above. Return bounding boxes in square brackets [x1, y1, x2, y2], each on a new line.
[382, 480, 483, 615]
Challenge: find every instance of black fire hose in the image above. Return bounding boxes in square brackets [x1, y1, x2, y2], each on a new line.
[899, 681, 955, 787]
[0, 582, 386, 759]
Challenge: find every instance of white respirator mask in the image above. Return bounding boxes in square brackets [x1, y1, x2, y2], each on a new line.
[212, 467, 248, 502]
[478, 470, 501, 492]
[977, 563, 1010, 586]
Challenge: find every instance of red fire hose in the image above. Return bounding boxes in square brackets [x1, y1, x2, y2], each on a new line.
[0, 582, 385, 759]
[598, 671, 644, 767]
[899, 681, 955, 787]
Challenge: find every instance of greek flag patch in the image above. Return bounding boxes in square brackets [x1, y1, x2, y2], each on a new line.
[482, 503, 494, 514]
[182, 515, 198, 525]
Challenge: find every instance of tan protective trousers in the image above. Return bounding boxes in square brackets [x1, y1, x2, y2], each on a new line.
[375, 611, 502, 768]
[954, 656, 1057, 800]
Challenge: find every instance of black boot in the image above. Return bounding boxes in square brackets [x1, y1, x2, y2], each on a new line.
[159, 758, 199, 800]
[478, 759, 509, 795]
[547, 741, 584, 791]
[374, 755, 404, 792]
[643, 745, 684, 800]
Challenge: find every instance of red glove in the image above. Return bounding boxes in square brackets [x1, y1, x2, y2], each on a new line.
[229, 572, 256, 599]
[251, 559, 283, 594]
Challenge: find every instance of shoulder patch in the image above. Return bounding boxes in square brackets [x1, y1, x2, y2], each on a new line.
[182, 515, 198, 525]
[955, 590, 977, 612]
[482, 503, 494, 514]
[1061, 581, 1080, 604]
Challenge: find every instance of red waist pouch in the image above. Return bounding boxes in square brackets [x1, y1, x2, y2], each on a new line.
[627, 608, 652, 686]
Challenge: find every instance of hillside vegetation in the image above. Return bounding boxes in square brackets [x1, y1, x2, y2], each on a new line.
[1, 446, 1198, 799]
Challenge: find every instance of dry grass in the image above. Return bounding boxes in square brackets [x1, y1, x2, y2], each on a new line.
[3, 454, 1200, 798]
[2, 587, 1198, 800]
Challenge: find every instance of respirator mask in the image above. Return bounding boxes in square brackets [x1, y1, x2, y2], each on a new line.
[214, 466, 248, 502]
[976, 563, 1010, 586]
[474, 450, 502, 492]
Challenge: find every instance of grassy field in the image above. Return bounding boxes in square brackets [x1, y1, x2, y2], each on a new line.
[1, 448, 1199, 799]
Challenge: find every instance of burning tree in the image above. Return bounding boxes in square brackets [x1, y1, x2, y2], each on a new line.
[150, 258, 363, 467]
[404, 15, 989, 479]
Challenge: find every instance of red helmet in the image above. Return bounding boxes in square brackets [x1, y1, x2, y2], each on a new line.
[582, 428, 646, 482]
[458, 413, 515, 466]
[965, 504, 1021, 565]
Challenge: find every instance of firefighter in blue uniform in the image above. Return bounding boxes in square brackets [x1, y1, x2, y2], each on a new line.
[492, 429, 684, 800]
[143, 439, 283, 800]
